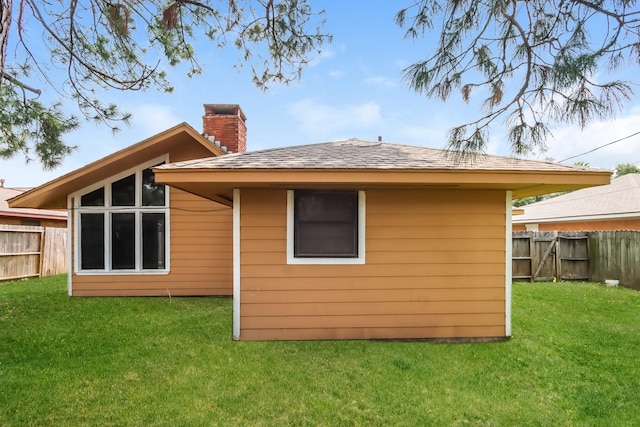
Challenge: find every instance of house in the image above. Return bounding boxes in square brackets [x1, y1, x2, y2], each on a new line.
[10, 104, 610, 341]
[0, 182, 67, 227]
[513, 173, 640, 232]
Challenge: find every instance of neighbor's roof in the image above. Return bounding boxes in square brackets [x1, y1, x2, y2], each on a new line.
[514, 173, 640, 224]
[155, 138, 610, 202]
[9, 122, 225, 209]
[0, 187, 67, 221]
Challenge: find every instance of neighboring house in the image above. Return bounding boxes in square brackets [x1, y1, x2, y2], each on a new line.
[1, 182, 68, 281]
[10, 104, 609, 341]
[0, 183, 67, 227]
[513, 173, 640, 232]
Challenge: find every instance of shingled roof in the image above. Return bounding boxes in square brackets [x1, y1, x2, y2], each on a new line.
[0, 187, 67, 222]
[158, 138, 595, 172]
[153, 138, 611, 204]
[514, 173, 640, 223]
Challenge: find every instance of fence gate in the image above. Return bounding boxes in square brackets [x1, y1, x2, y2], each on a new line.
[512, 231, 589, 282]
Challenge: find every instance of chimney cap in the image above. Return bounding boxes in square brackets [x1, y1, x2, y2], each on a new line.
[203, 104, 246, 121]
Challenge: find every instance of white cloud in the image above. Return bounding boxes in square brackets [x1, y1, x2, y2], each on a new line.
[288, 99, 382, 137]
[0, 154, 84, 188]
[134, 104, 182, 135]
[394, 59, 410, 69]
[309, 47, 337, 67]
[544, 107, 640, 170]
[384, 125, 446, 149]
[329, 70, 345, 79]
[0, 103, 183, 188]
[362, 76, 398, 89]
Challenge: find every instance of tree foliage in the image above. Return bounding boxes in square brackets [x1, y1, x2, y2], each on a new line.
[0, 0, 328, 168]
[4, 1, 640, 169]
[396, 0, 640, 157]
[614, 162, 640, 177]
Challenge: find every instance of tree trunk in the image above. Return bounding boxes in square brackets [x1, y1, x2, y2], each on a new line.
[0, 0, 12, 82]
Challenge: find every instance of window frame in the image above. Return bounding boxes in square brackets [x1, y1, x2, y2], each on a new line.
[72, 155, 170, 275]
[286, 189, 365, 265]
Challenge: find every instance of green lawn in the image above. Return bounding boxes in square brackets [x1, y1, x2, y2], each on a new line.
[1, 276, 639, 426]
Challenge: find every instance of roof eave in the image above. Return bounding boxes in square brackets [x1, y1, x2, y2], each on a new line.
[0, 211, 67, 221]
[154, 167, 611, 202]
[9, 123, 225, 209]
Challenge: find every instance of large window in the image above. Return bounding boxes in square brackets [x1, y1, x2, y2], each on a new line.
[287, 190, 365, 265]
[75, 158, 168, 273]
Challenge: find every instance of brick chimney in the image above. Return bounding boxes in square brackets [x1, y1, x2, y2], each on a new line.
[202, 104, 247, 153]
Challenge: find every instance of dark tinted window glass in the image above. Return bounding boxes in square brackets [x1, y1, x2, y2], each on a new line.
[111, 213, 135, 269]
[80, 187, 105, 207]
[294, 191, 358, 257]
[142, 166, 165, 206]
[142, 213, 165, 269]
[112, 174, 136, 206]
[80, 213, 104, 269]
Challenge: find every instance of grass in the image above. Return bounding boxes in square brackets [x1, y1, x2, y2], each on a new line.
[1, 276, 639, 426]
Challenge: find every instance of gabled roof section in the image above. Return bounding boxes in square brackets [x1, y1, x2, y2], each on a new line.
[514, 173, 640, 223]
[154, 138, 611, 202]
[9, 122, 225, 209]
[1, 187, 66, 221]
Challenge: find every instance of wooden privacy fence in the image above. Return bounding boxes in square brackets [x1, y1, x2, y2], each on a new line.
[0, 224, 67, 282]
[513, 230, 640, 290]
[513, 231, 589, 282]
[589, 231, 640, 290]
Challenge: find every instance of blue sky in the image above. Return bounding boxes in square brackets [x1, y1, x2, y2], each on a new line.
[3, 1, 640, 188]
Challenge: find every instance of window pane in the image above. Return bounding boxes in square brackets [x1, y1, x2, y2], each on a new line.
[80, 213, 104, 269]
[142, 213, 165, 269]
[142, 166, 165, 206]
[80, 187, 104, 207]
[112, 174, 136, 206]
[111, 213, 135, 269]
[294, 191, 358, 257]
[296, 222, 357, 256]
[296, 191, 356, 222]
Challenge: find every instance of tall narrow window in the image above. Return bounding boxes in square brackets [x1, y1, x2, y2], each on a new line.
[294, 190, 358, 258]
[142, 213, 165, 269]
[80, 213, 105, 269]
[75, 159, 168, 273]
[111, 213, 136, 269]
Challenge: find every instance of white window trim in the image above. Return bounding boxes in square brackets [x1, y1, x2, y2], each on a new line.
[233, 189, 241, 340]
[72, 155, 170, 275]
[286, 189, 365, 265]
[505, 190, 513, 337]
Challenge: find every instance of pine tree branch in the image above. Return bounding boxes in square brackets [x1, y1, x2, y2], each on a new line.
[1, 71, 41, 95]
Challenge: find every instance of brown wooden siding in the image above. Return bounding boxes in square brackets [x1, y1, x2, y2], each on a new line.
[239, 188, 507, 340]
[72, 189, 232, 296]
